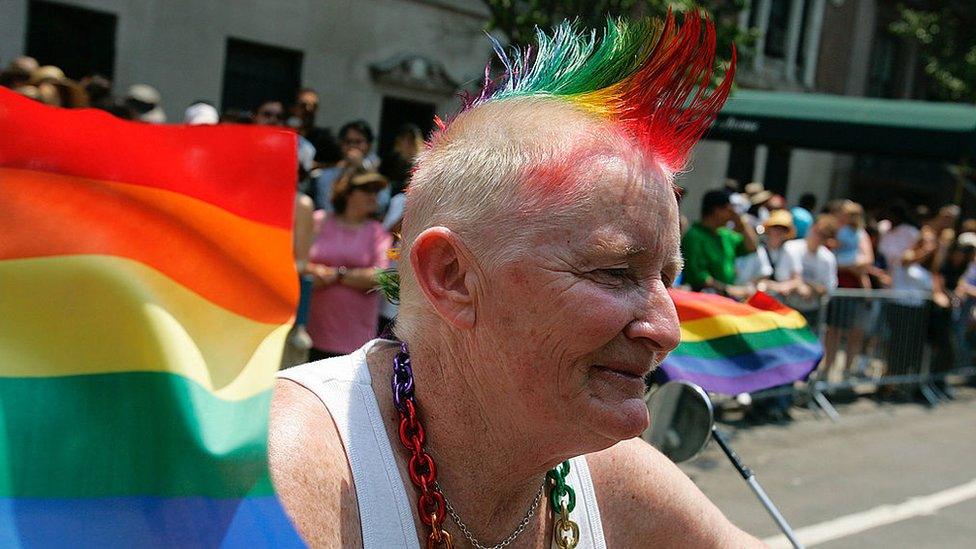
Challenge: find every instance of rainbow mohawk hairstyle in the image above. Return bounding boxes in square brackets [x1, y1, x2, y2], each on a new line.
[450, 10, 735, 176]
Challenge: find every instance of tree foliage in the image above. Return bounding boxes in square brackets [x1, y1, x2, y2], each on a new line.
[479, 0, 754, 69]
[890, 1, 976, 102]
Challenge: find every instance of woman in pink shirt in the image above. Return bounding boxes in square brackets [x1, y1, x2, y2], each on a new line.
[305, 168, 392, 360]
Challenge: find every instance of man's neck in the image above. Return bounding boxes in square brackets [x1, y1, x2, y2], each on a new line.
[366, 340, 552, 543]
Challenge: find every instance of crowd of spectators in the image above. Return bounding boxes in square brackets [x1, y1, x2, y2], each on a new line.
[680, 179, 976, 417]
[1, 56, 420, 367]
[5, 56, 974, 394]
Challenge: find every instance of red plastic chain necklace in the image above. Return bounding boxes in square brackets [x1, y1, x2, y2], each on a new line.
[391, 342, 580, 549]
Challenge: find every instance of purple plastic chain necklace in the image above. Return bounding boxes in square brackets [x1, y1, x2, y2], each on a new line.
[391, 343, 452, 547]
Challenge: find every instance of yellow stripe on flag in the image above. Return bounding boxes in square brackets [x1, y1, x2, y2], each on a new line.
[679, 309, 809, 342]
[0, 255, 290, 400]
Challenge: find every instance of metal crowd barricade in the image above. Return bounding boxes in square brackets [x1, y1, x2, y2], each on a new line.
[716, 288, 975, 422]
[807, 287, 974, 415]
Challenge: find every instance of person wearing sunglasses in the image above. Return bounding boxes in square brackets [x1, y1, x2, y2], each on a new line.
[253, 99, 286, 126]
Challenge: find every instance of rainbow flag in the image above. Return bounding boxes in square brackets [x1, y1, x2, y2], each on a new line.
[0, 88, 304, 546]
[658, 290, 822, 394]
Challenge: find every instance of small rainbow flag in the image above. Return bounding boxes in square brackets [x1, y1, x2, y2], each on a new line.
[659, 290, 822, 395]
[0, 88, 304, 546]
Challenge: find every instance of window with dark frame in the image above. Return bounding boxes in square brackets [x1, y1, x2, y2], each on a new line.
[764, 0, 791, 59]
[26, 0, 117, 80]
[221, 38, 303, 115]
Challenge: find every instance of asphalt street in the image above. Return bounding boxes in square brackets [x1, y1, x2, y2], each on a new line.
[677, 386, 976, 548]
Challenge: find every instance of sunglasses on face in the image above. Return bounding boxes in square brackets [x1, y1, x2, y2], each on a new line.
[258, 110, 284, 119]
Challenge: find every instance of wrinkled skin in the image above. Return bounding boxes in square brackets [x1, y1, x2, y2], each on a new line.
[466, 160, 683, 456]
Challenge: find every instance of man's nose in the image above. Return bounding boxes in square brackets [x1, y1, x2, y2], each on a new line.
[623, 283, 681, 353]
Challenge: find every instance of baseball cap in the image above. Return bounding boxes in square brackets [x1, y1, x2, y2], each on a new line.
[957, 232, 976, 249]
[183, 102, 218, 125]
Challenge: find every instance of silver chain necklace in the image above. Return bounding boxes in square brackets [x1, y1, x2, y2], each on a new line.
[436, 478, 547, 549]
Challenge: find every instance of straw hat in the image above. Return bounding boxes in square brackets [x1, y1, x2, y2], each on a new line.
[744, 181, 773, 206]
[126, 84, 167, 123]
[744, 182, 764, 195]
[29, 65, 66, 85]
[763, 209, 795, 237]
[332, 169, 388, 199]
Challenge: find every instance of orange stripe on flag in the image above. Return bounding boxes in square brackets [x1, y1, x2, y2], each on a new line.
[0, 167, 296, 324]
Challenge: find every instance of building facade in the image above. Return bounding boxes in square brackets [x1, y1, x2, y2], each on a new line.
[0, 0, 493, 147]
[678, 0, 961, 220]
[2, 0, 965, 219]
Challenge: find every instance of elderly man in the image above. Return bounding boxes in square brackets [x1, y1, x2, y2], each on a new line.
[270, 14, 761, 548]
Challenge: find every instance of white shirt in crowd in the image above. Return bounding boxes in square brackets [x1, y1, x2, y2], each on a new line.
[774, 238, 838, 311]
[734, 246, 773, 285]
[878, 223, 921, 292]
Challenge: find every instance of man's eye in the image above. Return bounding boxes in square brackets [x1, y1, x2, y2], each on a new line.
[589, 268, 631, 286]
[599, 268, 630, 278]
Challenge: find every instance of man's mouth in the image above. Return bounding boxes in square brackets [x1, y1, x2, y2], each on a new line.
[592, 364, 648, 379]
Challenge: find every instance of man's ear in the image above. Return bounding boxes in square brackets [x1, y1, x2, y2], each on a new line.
[409, 227, 478, 330]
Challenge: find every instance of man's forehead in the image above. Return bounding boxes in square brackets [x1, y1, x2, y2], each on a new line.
[585, 222, 677, 257]
[584, 162, 677, 220]
[540, 159, 678, 243]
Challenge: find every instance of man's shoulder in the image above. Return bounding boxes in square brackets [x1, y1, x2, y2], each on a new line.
[366, 218, 388, 233]
[717, 226, 744, 244]
[682, 223, 707, 241]
[683, 223, 719, 247]
[586, 438, 761, 548]
[783, 238, 805, 253]
[268, 377, 350, 495]
[818, 245, 837, 263]
[268, 378, 360, 546]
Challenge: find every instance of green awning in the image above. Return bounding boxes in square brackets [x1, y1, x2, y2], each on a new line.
[707, 90, 976, 161]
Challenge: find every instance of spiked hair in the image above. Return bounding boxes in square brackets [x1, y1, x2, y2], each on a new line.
[383, 11, 735, 311]
[439, 10, 735, 176]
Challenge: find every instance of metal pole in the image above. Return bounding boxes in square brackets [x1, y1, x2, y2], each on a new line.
[745, 476, 804, 549]
[711, 427, 805, 549]
[810, 294, 840, 422]
[810, 384, 840, 422]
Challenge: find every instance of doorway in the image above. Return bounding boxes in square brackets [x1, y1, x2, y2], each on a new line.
[378, 96, 436, 158]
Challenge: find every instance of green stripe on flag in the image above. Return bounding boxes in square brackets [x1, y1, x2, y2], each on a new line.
[670, 326, 819, 359]
[0, 372, 276, 498]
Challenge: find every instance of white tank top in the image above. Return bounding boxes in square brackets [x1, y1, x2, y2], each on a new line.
[278, 339, 607, 549]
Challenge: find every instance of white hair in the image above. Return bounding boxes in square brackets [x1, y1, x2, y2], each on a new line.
[393, 97, 669, 342]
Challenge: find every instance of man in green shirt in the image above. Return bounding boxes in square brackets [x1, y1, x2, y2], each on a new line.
[681, 189, 758, 294]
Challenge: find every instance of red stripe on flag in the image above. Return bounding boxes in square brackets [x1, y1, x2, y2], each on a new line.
[669, 289, 793, 321]
[0, 88, 296, 229]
